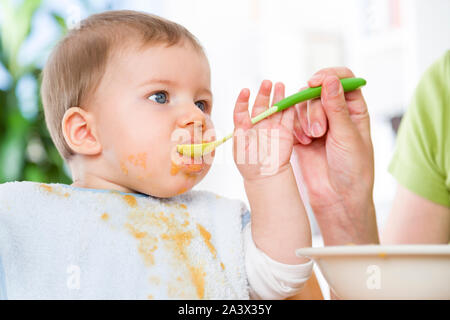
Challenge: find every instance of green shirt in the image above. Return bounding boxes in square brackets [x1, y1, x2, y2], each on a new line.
[389, 50, 450, 207]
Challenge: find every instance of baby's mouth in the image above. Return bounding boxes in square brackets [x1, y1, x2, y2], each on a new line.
[171, 141, 210, 174]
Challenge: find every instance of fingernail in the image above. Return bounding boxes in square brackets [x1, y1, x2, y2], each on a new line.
[263, 80, 272, 88]
[275, 82, 284, 90]
[309, 74, 323, 84]
[298, 132, 312, 144]
[326, 78, 340, 97]
[311, 122, 323, 137]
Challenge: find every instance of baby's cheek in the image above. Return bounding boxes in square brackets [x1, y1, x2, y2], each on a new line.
[204, 116, 216, 139]
[120, 152, 156, 180]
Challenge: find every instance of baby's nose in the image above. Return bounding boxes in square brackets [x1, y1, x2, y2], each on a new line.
[177, 104, 207, 129]
[176, 106, 207, 142]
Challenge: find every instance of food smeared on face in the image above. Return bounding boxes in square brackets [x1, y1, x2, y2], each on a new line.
[128, 152, 147, 169]
[177, 187, 188, 195]
[120, 161, 129, 175]
[170, 159, 205, 176]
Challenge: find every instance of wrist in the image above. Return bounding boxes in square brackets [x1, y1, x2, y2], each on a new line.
[243, 163, 292, 186]
[314, 195, 379, 246]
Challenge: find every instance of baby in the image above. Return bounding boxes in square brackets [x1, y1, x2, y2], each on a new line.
[0, 10, 312, 299]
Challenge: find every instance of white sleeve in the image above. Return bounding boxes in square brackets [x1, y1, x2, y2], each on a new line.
[244, 222, 313, 300]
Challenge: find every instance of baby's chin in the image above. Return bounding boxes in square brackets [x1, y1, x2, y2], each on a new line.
[131, 163, 212, 198]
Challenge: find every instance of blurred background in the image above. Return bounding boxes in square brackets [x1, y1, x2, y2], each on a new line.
[1, 0, 449, 298]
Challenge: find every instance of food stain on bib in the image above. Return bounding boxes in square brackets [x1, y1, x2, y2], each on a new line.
[39, 184, 71, 198]
[125, 204, 207, 299]
[197, 224, 217, 258]
[40, 184, 52, 193]
[148, 276, 160, 285]
[125, 222, 158, 266]
[188, 266, 206, 299]
[123, 194, 137, 208]
[101, 213, 109, 221]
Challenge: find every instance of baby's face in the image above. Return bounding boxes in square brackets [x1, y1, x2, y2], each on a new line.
[91, 41, 215, 197]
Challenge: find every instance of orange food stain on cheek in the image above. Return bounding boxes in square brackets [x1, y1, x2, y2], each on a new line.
[128, 153, 147, 169]
[120, 161, 129, 175]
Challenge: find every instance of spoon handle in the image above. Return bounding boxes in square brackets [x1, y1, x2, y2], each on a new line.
[251, 77, 367, 124]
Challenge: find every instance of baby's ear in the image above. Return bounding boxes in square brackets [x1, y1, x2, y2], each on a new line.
[62, 107, 102, 156]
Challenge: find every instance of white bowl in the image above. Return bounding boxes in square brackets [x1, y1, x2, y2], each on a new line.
[296, 245, 450, 300]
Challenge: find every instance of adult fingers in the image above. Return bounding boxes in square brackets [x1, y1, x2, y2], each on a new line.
[345, 90, 372, 147]
[308, 67, 355, 87]
[293, 103, 312, 145]
[308, 67, 371, 145]
[320, 75, 357, 143]
[306, 98, 328, 138]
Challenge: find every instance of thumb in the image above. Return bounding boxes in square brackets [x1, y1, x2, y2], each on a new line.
[321, 75, 357, 142]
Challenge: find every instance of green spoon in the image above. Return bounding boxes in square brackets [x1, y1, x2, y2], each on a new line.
[177, 77, 366, 157]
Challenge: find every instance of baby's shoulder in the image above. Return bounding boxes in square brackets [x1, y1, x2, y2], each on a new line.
[0, 181, 47, 202]
[0, 180, 42, 193]
[0, 181, 74, 204]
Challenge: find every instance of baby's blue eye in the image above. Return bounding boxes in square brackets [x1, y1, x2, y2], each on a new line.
[195, 101, 207, 112]
[148, 91, 168, 104]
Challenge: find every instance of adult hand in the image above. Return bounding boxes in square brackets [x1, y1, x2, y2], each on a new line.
[291, 67, 379, 245]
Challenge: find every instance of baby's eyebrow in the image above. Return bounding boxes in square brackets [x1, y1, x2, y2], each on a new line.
[198, 87, 213, 98]
[140, 78, 212, 98]
[139, 78, 178, 87]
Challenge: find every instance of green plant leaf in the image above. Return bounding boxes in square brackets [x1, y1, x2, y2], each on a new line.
[51, 12, 68, 34]
[23, 162, 46, 182]
[0, 0, 42, 78]
[0, 129, 25, 181]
